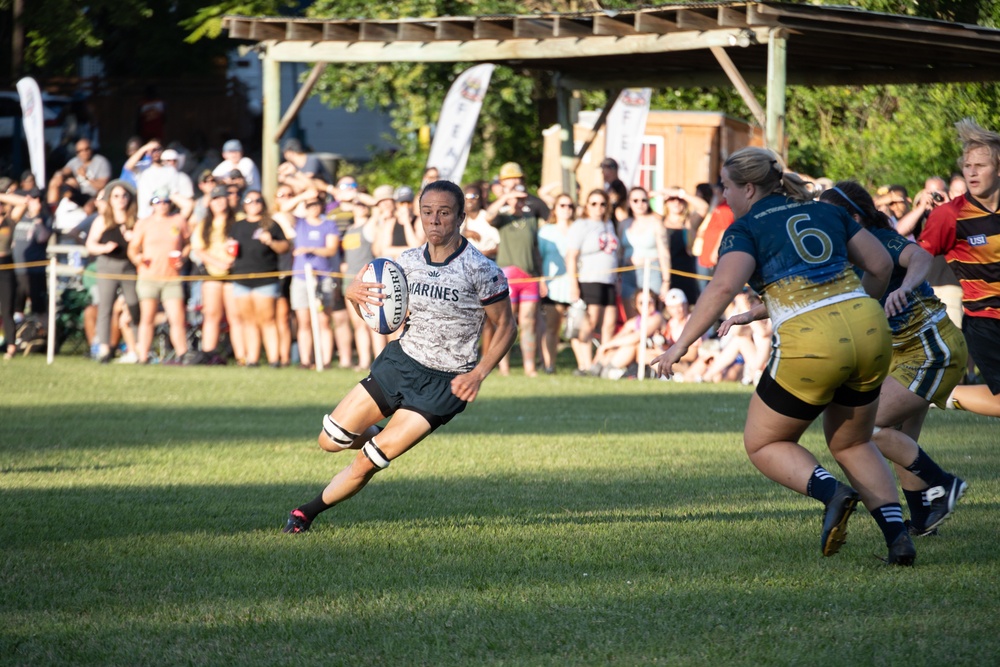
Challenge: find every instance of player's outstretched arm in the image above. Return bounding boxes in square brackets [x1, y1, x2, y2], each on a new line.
[652, 250, 755, 378]
[451, 297, 516, 402]
[884, 244, 932, 317]
[717, 302, 769, 338]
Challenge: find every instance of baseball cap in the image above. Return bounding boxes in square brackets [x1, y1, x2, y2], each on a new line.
[394, 185, 415, 203]
[282, 138, 303, 154]
[222, 139, 243, 153]
[664, 288, 687, 306]
[498, 162, 524, 180]
[150, 187, 172, 204]
[210, 185, 229, 199]
[600, 157, 618, 170]
[373, 184, 395, 204]
[160, 149, 179, 161]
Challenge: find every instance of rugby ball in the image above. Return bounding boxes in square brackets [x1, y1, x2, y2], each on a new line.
[361, 258, 409, 334]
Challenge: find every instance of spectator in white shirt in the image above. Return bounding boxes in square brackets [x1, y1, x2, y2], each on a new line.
[212, 139, 260, 192]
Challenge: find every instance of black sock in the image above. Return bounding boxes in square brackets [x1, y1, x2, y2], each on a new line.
[902, 488, 928, 527]
[298, 493, 334, 521]
[872, 503, 906, 545]
[806, 466, 838, 504]
[904, 447, 950, 489]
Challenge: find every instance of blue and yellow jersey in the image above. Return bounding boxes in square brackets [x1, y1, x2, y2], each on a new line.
[719, 194, 868, 328]
[867, 227, 947, 344]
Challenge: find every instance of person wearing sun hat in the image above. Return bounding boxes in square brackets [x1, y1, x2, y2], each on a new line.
[484, 161, 550, 377]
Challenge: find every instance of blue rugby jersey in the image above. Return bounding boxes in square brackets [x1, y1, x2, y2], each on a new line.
[866, 226, 947, 343]
[719, 194, 868, 328]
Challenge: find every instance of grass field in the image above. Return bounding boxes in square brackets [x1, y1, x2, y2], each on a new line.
[1, 357, 998, 666]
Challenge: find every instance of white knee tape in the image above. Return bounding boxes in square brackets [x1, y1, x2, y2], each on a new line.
[362, 439, 390, 469]
[322, 415, 359, 448]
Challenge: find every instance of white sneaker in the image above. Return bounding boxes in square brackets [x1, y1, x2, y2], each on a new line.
[604, 367, 625, 380]
[117, 352, 139, 364]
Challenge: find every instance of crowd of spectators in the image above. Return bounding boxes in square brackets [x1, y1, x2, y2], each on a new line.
[0, 138, 981, 392]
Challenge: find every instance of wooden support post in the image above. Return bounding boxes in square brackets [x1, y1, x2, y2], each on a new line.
[261, 49, 281, 203]
[555, 77, 577, 200]
[274, 62, 328, 143]
[766, 29, 787, 159]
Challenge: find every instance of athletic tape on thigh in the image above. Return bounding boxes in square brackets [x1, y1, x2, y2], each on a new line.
[322, 414, 359, 448]
[362, 438, 390, 469]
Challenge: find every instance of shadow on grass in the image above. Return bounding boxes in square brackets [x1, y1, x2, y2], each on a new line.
[4, 476, 995, 665]
[0, 470, 792, 541]
[2, 390, 751, 453]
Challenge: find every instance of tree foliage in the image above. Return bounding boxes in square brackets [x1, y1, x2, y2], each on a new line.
[10, 0, 1000, 194]
[305, 0, 555, 188]
[1, 0, 253, 78]
[294, 0, 1000, 193]
[779, 0, 1000, 190]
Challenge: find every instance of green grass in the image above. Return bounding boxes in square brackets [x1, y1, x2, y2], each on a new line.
[1, 357, 998, 666]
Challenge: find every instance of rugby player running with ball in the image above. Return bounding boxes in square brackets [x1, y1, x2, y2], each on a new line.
[283, 180, 516, 533]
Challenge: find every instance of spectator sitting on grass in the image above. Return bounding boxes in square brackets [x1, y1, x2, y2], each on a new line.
[591, 290, 664, 380]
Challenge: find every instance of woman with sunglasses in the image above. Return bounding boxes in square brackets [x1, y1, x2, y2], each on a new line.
[537, 193, 576, 373]
[127, 187, 190, 363]
[566, 189, 620, 376]
[228, 190, 290, 367]
[619, 186, 671, 319]
[291, 191, 345, 369]
[190, 185, 244, 365]
[85, 180, 141, 363]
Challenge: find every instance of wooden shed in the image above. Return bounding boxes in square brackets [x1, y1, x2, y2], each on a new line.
[542, 110, 763, 206]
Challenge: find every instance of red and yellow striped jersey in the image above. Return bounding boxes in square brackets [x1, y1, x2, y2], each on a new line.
[919, 194, 1000, 320]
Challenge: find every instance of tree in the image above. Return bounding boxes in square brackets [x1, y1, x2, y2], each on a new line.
[0, 0, 261, 81]
[176, 0, 1000, 193]
[779, 0, 1000, 191]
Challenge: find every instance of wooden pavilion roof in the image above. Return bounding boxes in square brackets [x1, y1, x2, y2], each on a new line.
[223, 2, 1000, 88]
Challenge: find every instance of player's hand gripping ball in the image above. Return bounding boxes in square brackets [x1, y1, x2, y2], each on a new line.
[361, 258, 408, 334]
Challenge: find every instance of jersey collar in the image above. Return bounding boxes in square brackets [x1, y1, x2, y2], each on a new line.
[423, 235, 468, 266]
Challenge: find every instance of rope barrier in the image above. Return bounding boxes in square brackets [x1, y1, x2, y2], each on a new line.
[3, 258, 711, 283]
